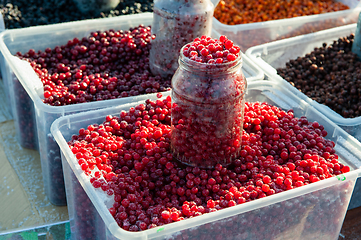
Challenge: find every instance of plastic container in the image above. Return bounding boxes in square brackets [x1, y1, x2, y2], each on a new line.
[0, 13, 264, 206]
[72, 0, 120, 14]
[351, 12, 361, 59]
[245, 24, 360, 142]
[0, 12, 12, 117]
[149, 0, 214, 77]
[0, 13, 157, 205]
[63, 164, 106, 239]
[171, 47, 246, 168]
[245, 23, 361, 209]
[212, 0, 361, 52]
[51, 80, 361, 240]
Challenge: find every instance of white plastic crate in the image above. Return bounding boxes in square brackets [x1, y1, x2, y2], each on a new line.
[212, 0, 361, 52]
[52, 81, 361, 240]
[0, 12, 264, 206]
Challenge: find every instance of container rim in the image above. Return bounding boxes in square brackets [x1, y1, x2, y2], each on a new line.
[0, 12, 153, 35]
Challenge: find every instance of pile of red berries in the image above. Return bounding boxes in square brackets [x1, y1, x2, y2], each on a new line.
[182, 35, 241, 64]
[68, 94, 350, 233]
[15, 25, 171, 106]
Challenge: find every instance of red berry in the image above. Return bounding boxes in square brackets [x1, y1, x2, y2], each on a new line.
[161, 210, 171, 220]
[219, 35, 227, 42]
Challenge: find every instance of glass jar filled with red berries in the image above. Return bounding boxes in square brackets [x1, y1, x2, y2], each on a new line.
[149, 0, 214, 78]
[171, 35, 247, 168]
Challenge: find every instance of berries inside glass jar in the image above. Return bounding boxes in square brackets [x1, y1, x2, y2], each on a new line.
[182, 35, 241, 64]
[15, 25, 172, 106]
[68, 94, 350, 233]
[171, 35, 246, 168]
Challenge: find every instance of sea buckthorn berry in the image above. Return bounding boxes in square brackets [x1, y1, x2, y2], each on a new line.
[214, 0, 349, 25]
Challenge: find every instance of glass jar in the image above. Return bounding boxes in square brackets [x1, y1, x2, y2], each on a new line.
[171, 47, 247, 168]
[149, 0, 214, 77]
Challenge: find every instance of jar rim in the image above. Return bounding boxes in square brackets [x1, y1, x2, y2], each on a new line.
[178, 44, 243, 72]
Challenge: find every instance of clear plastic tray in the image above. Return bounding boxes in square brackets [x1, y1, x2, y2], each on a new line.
[212, 0, 361, 52]
[0, 12, 264, 206]
[0, 12, 11, 117]
[52, 80, 361, 240]
[245, 24, 360, 141]
[245, 23, 361, 210]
